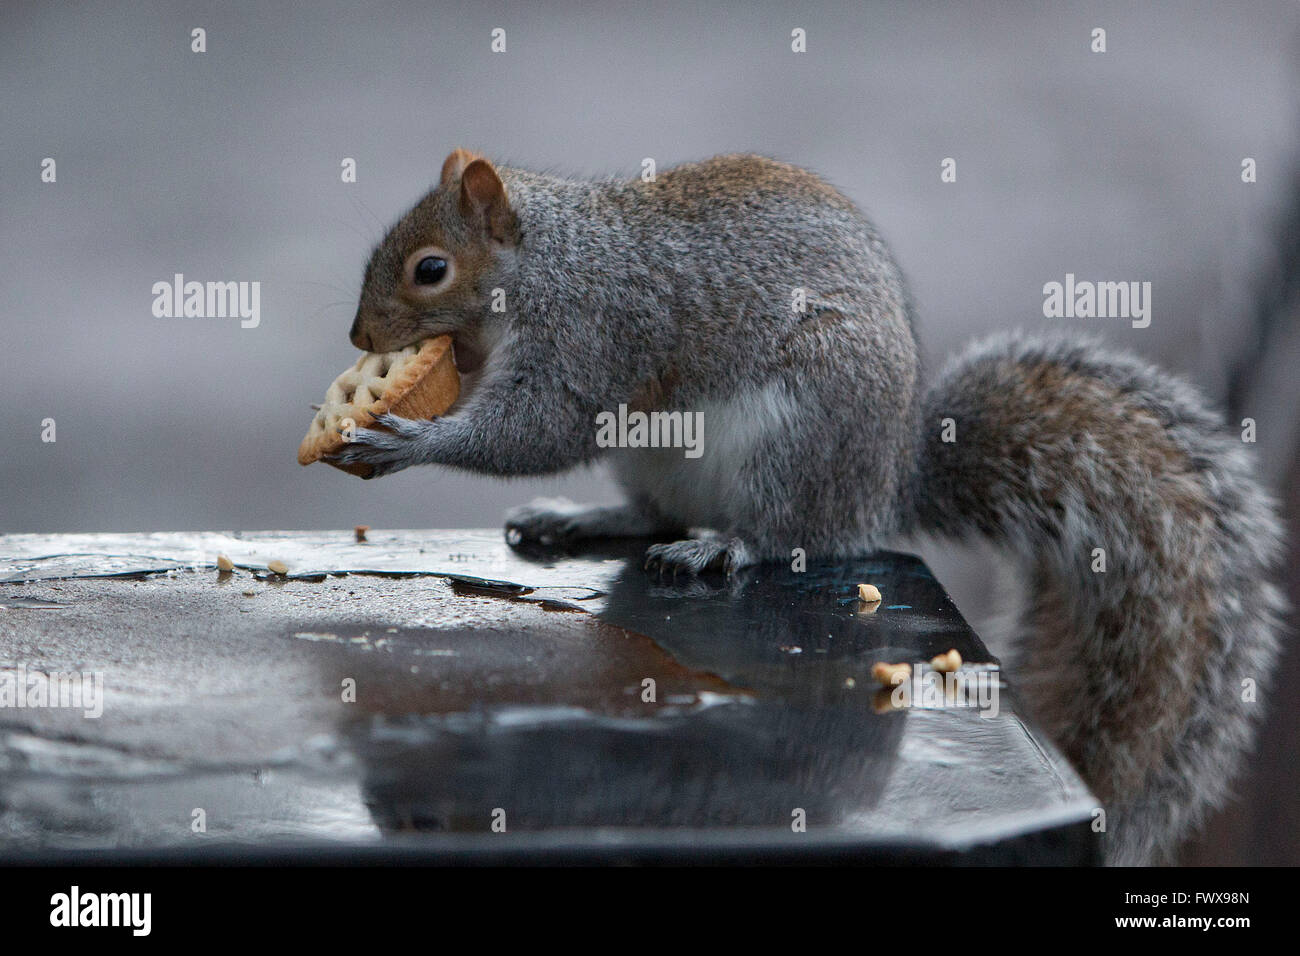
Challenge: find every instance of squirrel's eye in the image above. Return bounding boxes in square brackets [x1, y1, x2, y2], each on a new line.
[413, 256, 448, 285]
[402, 246, 454, 293]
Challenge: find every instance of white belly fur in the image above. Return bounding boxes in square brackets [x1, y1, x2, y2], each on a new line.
[607, 382, 800, 531]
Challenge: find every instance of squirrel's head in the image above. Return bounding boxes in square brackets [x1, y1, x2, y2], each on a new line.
[349, 148, 520, 369]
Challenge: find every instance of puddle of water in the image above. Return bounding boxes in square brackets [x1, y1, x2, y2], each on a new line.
[0, 530, 620, 590]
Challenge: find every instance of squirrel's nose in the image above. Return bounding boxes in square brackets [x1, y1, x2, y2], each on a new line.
[349, 314, 373, 351]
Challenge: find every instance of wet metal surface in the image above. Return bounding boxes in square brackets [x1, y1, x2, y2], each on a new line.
[0, 530, 1097, 863]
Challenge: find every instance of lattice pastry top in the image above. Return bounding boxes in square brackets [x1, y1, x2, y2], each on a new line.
[297, 335, 458, 476]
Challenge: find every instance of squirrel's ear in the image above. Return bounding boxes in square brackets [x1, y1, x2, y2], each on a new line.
[440, 148, 481, 188]
[459, 157, 518, 245]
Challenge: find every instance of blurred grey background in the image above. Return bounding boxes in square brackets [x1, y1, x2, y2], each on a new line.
[3, 0, 1297, 863]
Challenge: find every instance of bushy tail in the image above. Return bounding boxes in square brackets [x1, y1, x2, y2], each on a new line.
[913, 332, 1285, 864]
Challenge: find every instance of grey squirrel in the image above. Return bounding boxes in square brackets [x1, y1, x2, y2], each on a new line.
[333, 148, 1285, 864]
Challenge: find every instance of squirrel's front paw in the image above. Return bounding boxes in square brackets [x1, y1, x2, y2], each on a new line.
[504, 498, 590, 546]
[644, 534, 753, 577]
[328, 413, 435, 479]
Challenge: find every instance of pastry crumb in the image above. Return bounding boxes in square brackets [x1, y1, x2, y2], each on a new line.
[871, 661, 911, 686]
[930, 648, 962, 672]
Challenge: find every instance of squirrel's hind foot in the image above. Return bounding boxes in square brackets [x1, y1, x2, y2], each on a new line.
[643, 532, 754, 578]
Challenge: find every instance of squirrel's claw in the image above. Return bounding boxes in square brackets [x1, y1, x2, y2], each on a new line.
[503, 500, 587, 547]
[643, 538, 724, 576]
[327, 415, 436, 477]
[643, 534, 756, 578]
